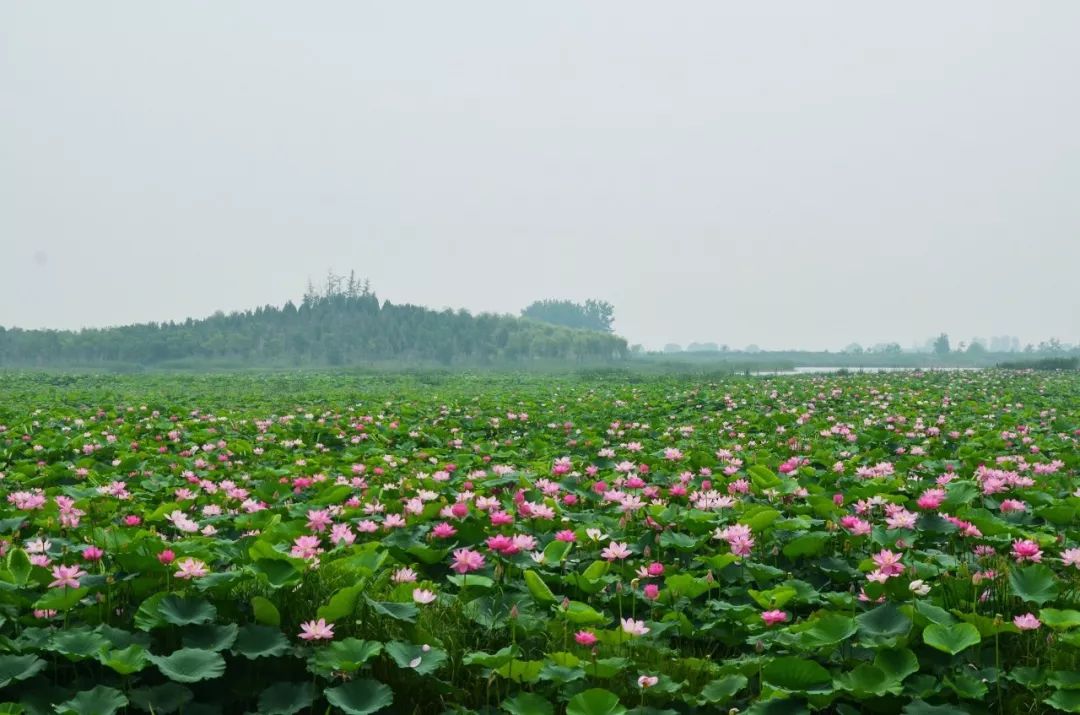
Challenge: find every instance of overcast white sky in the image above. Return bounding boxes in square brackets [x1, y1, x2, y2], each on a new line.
[2, 2, 1078, 350]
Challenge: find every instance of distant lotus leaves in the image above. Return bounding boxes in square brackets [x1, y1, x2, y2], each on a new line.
[0, 370, 1076, 712]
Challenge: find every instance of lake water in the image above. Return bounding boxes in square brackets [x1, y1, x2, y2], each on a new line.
[751, 366, 983, 376]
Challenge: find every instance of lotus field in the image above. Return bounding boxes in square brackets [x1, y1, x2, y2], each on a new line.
[2, 370, 1080, 715]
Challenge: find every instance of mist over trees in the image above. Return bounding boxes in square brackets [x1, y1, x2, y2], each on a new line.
[0, 274, 628, 368]
[521, 299, 615, 333]
[2, 273, 1074, 371]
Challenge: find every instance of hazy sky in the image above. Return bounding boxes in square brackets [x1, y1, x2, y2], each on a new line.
[3, 2, 1078, 351]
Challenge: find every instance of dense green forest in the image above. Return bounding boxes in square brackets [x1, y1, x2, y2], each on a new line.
[0, 279, 628, 368]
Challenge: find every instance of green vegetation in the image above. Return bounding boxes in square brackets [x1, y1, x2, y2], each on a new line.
[997, 356, 1079, 371]
[521, 299, 616, 333]
[0, 278, 627, 368]
[0, 369, 1078, 713]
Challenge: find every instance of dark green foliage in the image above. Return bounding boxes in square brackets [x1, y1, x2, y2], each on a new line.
[521, 298, 615, 333]
[998, 356, 1078, 370]
[0, 278, 627, 367]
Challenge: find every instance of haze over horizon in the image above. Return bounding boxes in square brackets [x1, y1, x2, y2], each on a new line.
[3, 2, 1079, 352]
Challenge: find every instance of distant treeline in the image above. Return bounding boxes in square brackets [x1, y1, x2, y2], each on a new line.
[997, 356, 1079, 371]
[632, 349, 1079, 370]
[0, 281, 627, 368]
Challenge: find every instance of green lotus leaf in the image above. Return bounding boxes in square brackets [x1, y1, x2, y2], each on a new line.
[54, 686, 128, 715]
[258, 682, 315, 715]
[148, 648, 226, 683]
[232, 624, 290, 659]
[922, 623, 981, 655]
[0, 655, 46, 689]
[324, 679, 394, 715]
[566, 688, 626, 715]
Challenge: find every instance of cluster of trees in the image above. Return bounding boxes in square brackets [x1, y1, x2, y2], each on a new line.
[641, 332, 1080, 371]
[836, 334, 1074, 357]
[843, 343, 903, 355]
[928, 333, 1074, 356]
[998, 356, 1079, 371]
[521, 299, 615, 333]
[0, 275, 628, 368]
[660, 333, 1077, 358]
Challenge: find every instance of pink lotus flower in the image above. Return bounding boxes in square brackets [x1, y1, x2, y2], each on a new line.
[714, 523, 755, 556]
[431, 522, 457, 539]
[621, 617, 650, 636]
[1011, 539, 1043, 563]
[555, 530, 577, 542]
[601, 541, 632, 561]
[412, 588, 437, 604]
[330, 523, 355, 546]
[486, 534, 517, 555]
[512, 534, 538, 552]
[1013, 613, 1041, 630]
[1062, 548, 1080, 568]
[728, 536, 754, 557]
[728, 479, 750, 494]
[451, 548, 485, 574]
[158, 549, 176, 565]
[917, 488, 946, 510]
[866, 569, 890, 583]
[298, 618, 335, 640]
[48, 564, 86, 589]
[840, 516, 872, 536]
[643, 583, 660, 600]
[885, 509, 918, 530]
[82, 546, 104, 561]
[175, 558, 209, 580]
[761, 610, 789, 626]
[306, 509, 333, 532]
[393, 567, 418, 584]
[638, 675, 659, 688]
[871, 549, 905, 577]
[574, 630, 597, 646]
[489, 511, 514, 526]
[291, 535, 322, 560]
